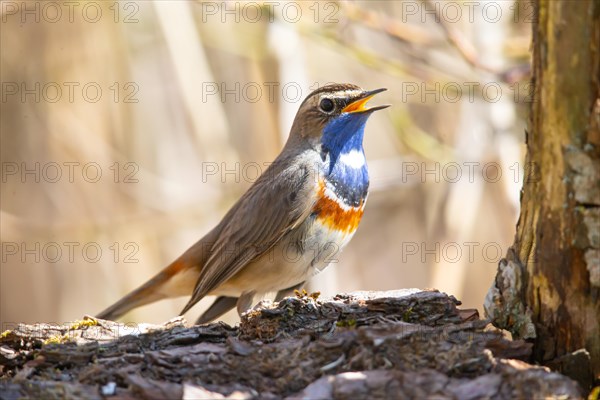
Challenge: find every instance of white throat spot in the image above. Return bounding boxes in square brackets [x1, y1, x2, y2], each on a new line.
[339, 150, 365, 169]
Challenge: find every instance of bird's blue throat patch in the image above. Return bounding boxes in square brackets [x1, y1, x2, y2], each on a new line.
[320, 112, 370, 207]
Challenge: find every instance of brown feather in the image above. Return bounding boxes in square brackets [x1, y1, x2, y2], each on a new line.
[179, 152, 320, 315]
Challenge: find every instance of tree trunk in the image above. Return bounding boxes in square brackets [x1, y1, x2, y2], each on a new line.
[485, 0, 600, 391]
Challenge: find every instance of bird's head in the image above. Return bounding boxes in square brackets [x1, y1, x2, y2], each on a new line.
[288, 83, 388, 166]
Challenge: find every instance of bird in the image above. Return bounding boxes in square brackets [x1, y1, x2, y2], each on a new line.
[96, 83, 389, 324]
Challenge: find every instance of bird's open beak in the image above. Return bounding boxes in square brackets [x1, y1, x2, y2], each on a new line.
[342, 88, 390, 114]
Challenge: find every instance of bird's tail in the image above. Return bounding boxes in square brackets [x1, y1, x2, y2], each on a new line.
[96, 258, 199, 321]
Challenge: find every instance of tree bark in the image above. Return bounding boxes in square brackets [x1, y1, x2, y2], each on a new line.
[0, 290, 582, 399]
[485, 0, 600, 390]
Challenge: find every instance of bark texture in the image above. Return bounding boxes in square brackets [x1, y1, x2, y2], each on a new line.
[484, 0, 600, 391]
[0, 290, 581, 399]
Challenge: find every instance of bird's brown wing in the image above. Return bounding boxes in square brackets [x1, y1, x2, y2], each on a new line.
[180, 159, 318, 315]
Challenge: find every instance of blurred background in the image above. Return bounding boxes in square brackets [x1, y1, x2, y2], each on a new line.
[1, 0, 532, 326]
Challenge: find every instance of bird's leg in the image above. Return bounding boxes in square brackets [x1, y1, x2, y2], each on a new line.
[236, 290, 257, 316]
[195, 296, 238, 324]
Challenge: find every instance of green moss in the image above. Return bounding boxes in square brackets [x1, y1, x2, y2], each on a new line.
[40, 318, 98, 345]
[402, 307, 414, 322]
[293, 289, 321, 300]
[43, 334, 69, 345]
[588, 386, 599, 400]
[336, 319, 357, 328]
[68, 318, 98, 331]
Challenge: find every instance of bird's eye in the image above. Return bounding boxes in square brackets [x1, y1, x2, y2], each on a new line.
[319, 98, 335, 113]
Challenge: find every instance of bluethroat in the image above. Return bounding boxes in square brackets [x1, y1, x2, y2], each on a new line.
[97, 83, 389, 323]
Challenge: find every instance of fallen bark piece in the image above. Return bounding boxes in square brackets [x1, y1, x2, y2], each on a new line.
[0, 290, 582, 399]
